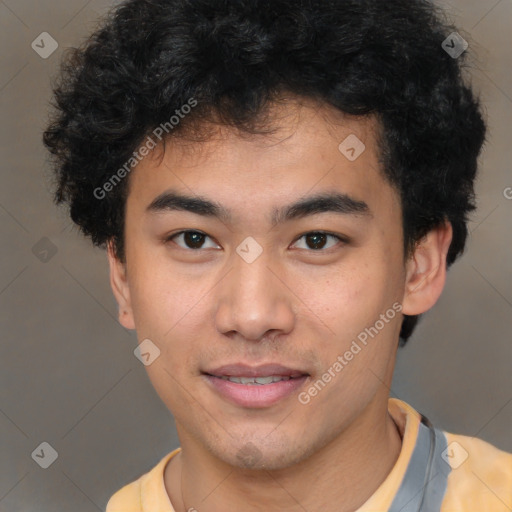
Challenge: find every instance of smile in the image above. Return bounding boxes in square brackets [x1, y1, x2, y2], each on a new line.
[216, 375, 300, 385]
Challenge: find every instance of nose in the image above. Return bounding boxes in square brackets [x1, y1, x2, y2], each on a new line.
[214, 248, 295, 342]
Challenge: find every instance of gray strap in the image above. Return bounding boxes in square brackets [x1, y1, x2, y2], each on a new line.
[388, 416, 451, 512]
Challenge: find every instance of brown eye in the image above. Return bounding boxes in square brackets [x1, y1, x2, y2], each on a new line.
[292, 232, 345, 251]
[305, 233, 328, 249]
[167, 231, 220, 250]
[183, 231, 206, 249]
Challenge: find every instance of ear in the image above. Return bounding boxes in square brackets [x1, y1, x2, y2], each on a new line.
[401, 220, 453, 316]
[107, 240, 136, 330]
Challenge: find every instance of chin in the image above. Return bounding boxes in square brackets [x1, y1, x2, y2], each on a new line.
[209, 436, 311, 472]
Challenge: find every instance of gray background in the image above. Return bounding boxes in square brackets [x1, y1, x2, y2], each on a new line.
[0, 0, 511, 510]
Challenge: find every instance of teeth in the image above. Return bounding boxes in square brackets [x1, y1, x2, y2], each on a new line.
[271, 376, 291, 382]
[220, 375, 293, 385]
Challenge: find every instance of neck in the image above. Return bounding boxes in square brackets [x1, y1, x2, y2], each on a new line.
[165, 398, 402, 512]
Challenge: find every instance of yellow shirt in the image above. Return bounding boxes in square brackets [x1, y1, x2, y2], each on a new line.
[106, 398, 512, 511]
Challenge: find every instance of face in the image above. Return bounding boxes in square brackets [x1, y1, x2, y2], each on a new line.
[109, 97, 444, 471]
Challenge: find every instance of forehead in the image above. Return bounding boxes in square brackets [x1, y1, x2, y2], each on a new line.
[126, 98, 396, 220]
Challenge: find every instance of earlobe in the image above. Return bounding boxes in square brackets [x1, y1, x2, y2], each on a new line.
[401, 221, 453, 316]
[107, 241, 136, 330]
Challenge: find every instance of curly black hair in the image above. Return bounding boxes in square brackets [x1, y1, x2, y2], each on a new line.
[43, 0, 487, 345]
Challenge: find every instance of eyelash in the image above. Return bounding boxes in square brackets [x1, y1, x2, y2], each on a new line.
[164, 230, 349, 252]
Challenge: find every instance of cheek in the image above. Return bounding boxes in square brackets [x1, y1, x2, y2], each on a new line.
[313, 252, 402, 348]
[128, 259, 215, 365]
[318, 260, 382, 323]
[132, 275, 202, 337]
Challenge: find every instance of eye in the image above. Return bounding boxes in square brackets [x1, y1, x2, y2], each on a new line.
[166, 230, 220, 250]
[291, 232, 346, 251]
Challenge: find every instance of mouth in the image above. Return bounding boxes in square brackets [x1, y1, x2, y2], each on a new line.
[202, 363, 310, 408]
[213, 374, 303, 385]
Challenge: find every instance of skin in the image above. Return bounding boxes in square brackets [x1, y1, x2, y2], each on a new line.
[108, 95, 452, 512]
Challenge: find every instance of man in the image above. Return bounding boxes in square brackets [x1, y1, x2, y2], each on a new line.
[43, 0, 512, 510]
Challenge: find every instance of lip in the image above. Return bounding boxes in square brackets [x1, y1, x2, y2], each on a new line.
[204, 363, 308, 378]
[202, 363, 310, 408]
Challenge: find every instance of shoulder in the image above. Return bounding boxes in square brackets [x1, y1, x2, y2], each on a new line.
[106, 479, 142, 512]
[441, 431, 512, 511]
[105, 448, 181, 512]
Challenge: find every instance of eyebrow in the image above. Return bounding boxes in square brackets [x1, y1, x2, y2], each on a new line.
[145, 189, 372, 225]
